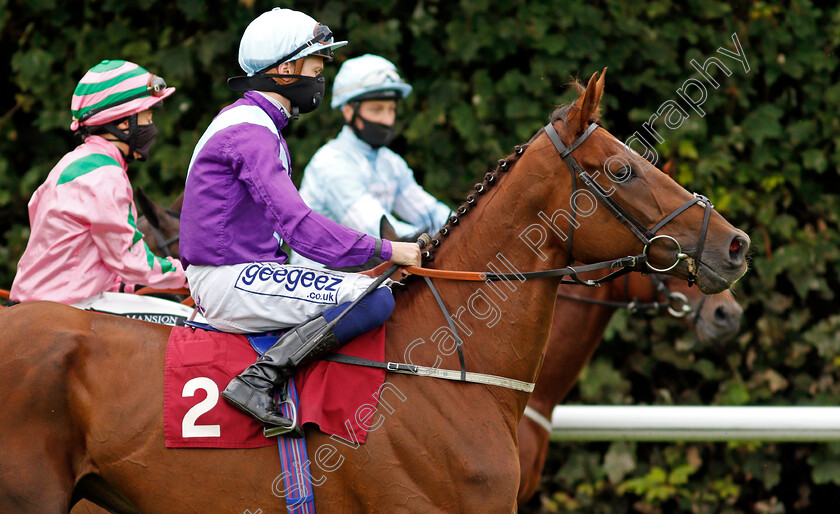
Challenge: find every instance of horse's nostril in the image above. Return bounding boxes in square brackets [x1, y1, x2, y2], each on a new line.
[729, 235, 747, 263]
[714, 306, 728, 324]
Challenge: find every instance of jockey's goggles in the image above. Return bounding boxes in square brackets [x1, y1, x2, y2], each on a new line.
[78, 75, 168, 124]
[260, 23, 335, 72]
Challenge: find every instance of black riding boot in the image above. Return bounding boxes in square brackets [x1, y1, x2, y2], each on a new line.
[221, 314, 342, 437]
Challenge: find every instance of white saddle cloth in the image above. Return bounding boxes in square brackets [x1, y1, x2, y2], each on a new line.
[72, 291, 206, 327]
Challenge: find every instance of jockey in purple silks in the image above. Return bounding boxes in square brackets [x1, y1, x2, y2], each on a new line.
[179, 8, 422, 437]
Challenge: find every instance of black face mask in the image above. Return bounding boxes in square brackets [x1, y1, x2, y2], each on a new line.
[351, 114, 396, 149]
[132, 123, 157, 161]
[101, 114, 156, 163]
[227, 73, 325, 120]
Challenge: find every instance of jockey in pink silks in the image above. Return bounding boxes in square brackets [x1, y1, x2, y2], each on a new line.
[11, 60, 187, 304]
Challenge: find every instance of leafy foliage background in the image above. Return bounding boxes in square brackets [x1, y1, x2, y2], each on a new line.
[1, 0, 839, 511]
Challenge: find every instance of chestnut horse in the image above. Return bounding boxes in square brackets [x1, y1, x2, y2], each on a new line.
[516, 272, 742, 507]
[0, 71, 749, 512]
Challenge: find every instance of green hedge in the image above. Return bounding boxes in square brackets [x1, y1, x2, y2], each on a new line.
[2, 0, 839, 511]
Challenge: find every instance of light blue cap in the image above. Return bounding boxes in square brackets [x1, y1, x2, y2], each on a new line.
[330, 54, 413, 109]
[238, 8, 348, 76]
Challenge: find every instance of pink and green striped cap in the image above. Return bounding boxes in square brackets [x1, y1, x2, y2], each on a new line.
[70, 60, 175, 130]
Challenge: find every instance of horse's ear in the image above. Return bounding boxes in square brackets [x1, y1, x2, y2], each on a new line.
[135, 188, 161, 228]
[379, 216, 399, 241]
[661, 155, 677, 178]
[594, 67, 606, 108]
[567, 68, 606, 136]
[170, 192, 184, 214]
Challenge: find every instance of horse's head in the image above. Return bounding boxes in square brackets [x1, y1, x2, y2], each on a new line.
[665, 277, 743, 343]
[136, 188, 182, 259]
[533, 69, 749, 293]
[618, 273, 742, 343]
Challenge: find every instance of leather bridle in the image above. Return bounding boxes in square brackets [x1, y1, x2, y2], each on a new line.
[555, 274, 693, 318]
[543, 121, 713, 286]
[146, 208, 181, 258]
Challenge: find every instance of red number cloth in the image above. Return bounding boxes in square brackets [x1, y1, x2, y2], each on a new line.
[164, 325, 387, 448]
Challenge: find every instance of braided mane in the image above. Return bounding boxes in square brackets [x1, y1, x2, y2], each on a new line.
[423, 84, 599, 262]
[421, 145, 528, 262]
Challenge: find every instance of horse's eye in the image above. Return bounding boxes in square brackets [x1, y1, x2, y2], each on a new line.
[621, 165, 637, 182]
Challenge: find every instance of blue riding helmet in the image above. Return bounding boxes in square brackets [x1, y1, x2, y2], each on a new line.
[330, 54, 413, 109]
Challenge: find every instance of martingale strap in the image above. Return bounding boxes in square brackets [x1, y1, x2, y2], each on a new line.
[422, 276, 466, 381]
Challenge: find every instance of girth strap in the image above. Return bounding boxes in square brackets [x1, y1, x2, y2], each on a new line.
[321, 353, 535, 393]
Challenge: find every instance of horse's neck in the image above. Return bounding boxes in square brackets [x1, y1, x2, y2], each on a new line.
[528, 275, 661, 416]
[388, 161, 567, 421]
[527, 287, 617, 417]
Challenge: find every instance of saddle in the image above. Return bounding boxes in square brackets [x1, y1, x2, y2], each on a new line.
[185, 320, 279, 354]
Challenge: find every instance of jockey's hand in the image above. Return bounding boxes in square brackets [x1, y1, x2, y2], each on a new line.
[389, 241, 422, 267]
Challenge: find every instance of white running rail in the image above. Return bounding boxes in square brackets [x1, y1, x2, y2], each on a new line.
[550, 406, 840, 442]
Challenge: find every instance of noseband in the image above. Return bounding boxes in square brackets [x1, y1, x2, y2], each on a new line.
[543, 122, 713, 285]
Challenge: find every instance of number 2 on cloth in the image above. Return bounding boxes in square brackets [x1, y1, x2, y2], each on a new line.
[182, 377, 221, 438]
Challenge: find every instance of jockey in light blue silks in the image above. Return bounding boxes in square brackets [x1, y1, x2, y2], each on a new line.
[292, 54, 452, 266]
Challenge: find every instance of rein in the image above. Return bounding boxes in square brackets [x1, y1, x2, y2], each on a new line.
[401, 253, 645, 286]
[322, 254, 652, 393]
[146, 210, 180, 258]
[149, 226, 180, 258]
[0, 288, 12, 309]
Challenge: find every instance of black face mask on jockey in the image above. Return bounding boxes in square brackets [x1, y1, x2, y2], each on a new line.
[227, 74, 325, 120]
[350, 106, 396, 149]
[131, 123, 157, 161]
[101, 114, 157, 163]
